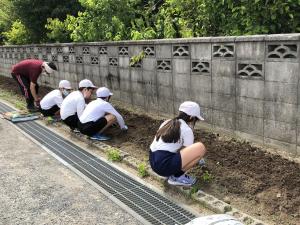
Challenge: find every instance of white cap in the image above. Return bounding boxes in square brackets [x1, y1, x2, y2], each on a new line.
[96, 87, 113, 98]
[58, 80, 72, 89]
[179, 101, 204, 120]
[79, 79, 97, 88]
[42, 62, 54, 74]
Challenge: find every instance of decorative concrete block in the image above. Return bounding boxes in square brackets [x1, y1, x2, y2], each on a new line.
[173, 58, 190, 74]
[264, 101, 297, 123]
[107, 46, 118, 56]
[119, 80, 131, 91]
[212, 93, 235, 112]
[119, 57, 130, 68]
[236, 42, 265, 60]
[190, 91, 212, 108]
[89, 46, 98, 55]
[157, 72, 172, 87]
[100, 55, 108, 66]
[173, 87, 190, 101]
[264, 119, 296, 144]
[264, 81, 297, 104]
[158, 98, 173, 115]
[131, 69, 143, 82]
[191, 75, 211, 93]
[156, 45, 172, 58]
[119, 68, 130, 80]
[100, 67, 109, 79]
[132, 93, 145, 107]
[143, 71, 156, 84]
[265, 61, 299, 83]
[212, 60, 236, 77]
[190, 43, 211, 60]
[69, 64, 76, 73]
[212, 76, 235, 95]
[158, 86, 173, 99]
[236, 97, 263, 117]
[212, 110, 235, 130]
[131, 82, 144, 94]
[129, 45, 143, 56]
[236, 79, 264, 99]
[266, 42, 299, 62]
[174, 73, 189, 89]
[91, 66, 99, 76]
[83, 64, 92, 75]
[236, 114, 263, 136]
[143, 58, 156, 71]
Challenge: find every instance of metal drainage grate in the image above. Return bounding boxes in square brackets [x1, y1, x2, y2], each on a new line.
[0, 102, 196, 225]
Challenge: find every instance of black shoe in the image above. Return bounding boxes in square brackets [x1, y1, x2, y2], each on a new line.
[27, 107, 39, 113]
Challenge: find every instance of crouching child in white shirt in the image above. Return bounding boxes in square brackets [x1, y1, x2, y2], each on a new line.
[40, 80, 72, 117]
[149, 101, 206, 187]
[60, 79, 96, 131]
[78, 87, 128, 141]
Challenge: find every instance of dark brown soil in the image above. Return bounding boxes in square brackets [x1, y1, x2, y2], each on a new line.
[1, 76, 299, 225]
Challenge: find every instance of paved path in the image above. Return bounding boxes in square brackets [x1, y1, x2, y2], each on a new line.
[0, 118, 142, 225]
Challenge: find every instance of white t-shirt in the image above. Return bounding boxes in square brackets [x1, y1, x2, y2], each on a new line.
[40, 90, 63, 110]
[150, 119, 194, 153]
[60, 91, 85, 120]
[79, 98, 126, 129]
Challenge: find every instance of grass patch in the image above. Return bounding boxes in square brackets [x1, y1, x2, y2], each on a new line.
[137, 162, 149, 177]
[201, 170, 214, 183]
[107, 147, 122, 162]
[0, 88, 26, 110]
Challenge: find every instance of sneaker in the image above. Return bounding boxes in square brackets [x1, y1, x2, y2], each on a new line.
[90, 133, 111, 141]
[199, 158, 206, 167]
[27, 107, 39, 113]
[167, 174, 197, 186]
[71, 128, 81, 134]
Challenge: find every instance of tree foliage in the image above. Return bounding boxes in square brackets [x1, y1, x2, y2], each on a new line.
[0, 0, 299, 44]
[3, 20, 30, 45]
[10, 0, 82, 43]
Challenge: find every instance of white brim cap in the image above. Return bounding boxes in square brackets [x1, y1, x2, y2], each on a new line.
[179, 101, 204, 120]
[58, 80, 72, 89]
[96, 87, 113, 98]
[79, 79, 97, 88]
[43, 62, 54, 74]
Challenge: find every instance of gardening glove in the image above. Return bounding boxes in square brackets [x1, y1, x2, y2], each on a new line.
[121, 125, 128, 131]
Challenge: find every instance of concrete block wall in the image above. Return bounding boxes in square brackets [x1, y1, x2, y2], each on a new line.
[0, 34, 299, 156]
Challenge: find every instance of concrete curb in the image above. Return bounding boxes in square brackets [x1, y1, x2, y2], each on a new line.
[44, 120, 267, 225]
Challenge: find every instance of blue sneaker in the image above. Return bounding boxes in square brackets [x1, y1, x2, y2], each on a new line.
[90, 133, 111, 141]
[199, 158, 206, 166]
[167, 174, 196, 186]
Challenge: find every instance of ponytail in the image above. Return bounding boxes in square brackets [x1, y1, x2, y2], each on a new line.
[155, 111, 198, 143]
[155, 118, 181, 143]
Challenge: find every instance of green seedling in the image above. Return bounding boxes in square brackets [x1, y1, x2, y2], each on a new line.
[201, 170, 214, 183]
[137, 162, 149, 178]
[107, 148, 122, 162]
[189, 182, 201, 196]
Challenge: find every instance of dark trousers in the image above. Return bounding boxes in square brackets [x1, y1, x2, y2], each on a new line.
[63, 114, 79, 130]
[78, 117, 107, 136]
[40, 105, 60, 117]
[12, 74, 39, 109]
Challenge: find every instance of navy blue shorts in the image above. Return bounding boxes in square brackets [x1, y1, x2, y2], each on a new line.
[149, 150, 184, 177]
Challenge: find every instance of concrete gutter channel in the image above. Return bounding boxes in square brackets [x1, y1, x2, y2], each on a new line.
[0, 101, 265, 225]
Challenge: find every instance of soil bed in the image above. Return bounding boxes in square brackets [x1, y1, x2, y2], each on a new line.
[1, 76, 299, 225]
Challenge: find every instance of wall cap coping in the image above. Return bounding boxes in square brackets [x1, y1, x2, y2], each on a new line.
[0, 33, 299, 48]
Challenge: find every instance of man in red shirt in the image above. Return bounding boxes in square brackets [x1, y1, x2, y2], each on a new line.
[11, 59, 57, 112]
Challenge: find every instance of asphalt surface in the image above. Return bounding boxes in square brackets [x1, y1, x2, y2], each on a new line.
[0, 118, 143, 225]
